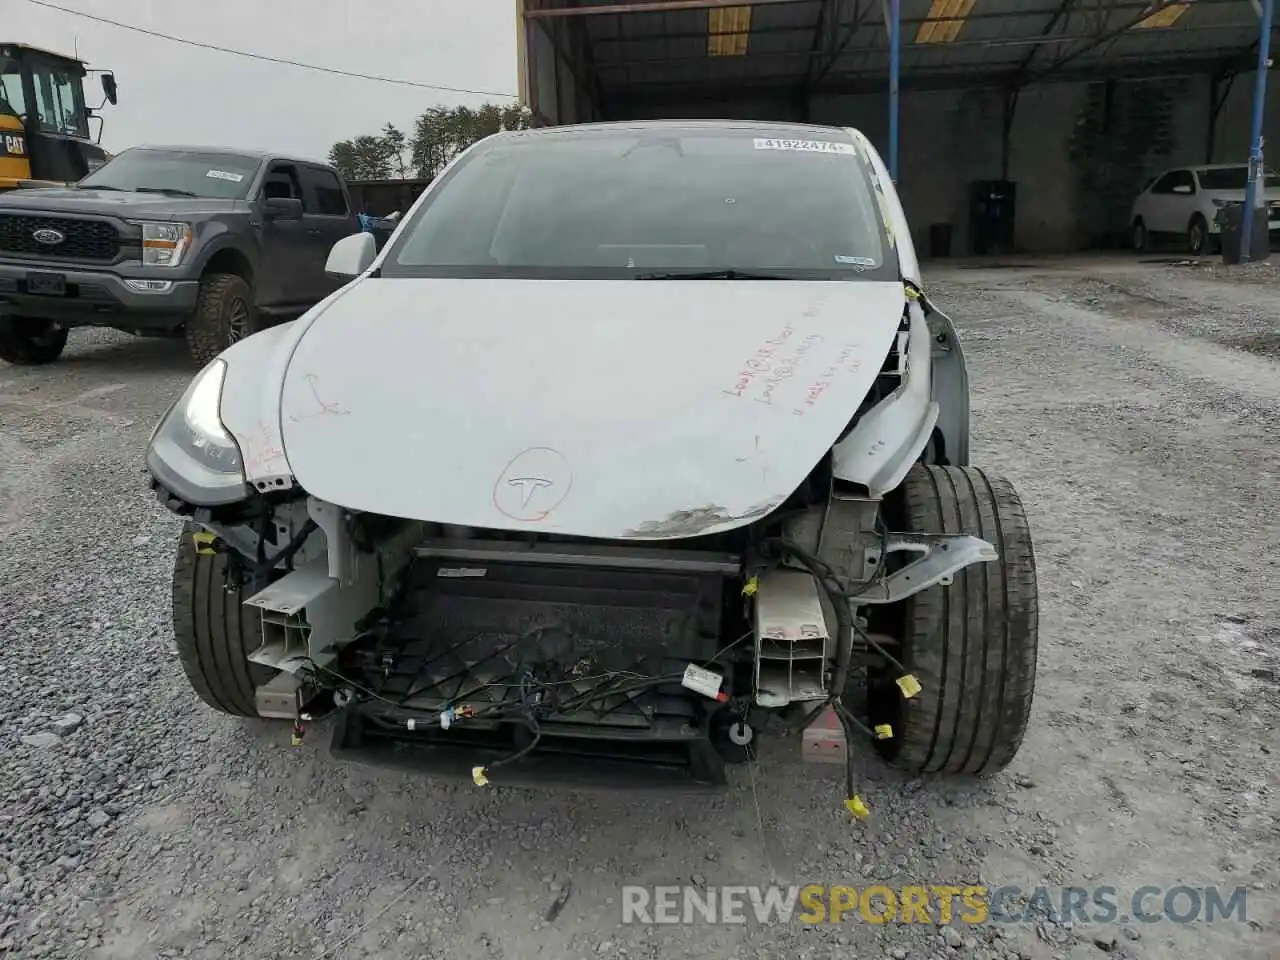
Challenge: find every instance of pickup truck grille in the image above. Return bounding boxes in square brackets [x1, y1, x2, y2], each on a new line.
[0, 214, 120, 261]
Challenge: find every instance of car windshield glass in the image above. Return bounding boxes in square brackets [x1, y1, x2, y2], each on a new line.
[383, 127, 896, 281]
[29, 55, 88, 139]
[0, 56, 26, 122]
[1197, 166, 1280, 190]
[78, 149, 260, 199]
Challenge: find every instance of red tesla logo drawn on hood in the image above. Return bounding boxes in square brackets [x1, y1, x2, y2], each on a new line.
[492, 447, 574, 522]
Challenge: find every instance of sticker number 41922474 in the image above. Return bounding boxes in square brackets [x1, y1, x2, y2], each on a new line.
[753, 138, 855, 154]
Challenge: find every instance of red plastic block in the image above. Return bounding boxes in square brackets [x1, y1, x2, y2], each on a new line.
[801, 706, 846, 765]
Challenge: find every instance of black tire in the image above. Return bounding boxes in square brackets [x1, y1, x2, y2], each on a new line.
[185, 273, 257, 366]
[867, 464, 1038, 776]
[0, 316, 68, 365]
[1187, 214, 1209, 256]
[172, 521, 276, 717]
[1131, 218, 1148, 253]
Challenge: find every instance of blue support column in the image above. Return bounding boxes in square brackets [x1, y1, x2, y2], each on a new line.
[889, 0, 901, 181]
[1242, 0, 1274, 261]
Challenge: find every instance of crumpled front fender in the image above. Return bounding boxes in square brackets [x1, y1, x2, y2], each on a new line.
[829, 296, 937, 498]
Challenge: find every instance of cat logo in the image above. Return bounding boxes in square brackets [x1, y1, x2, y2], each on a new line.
[1, 134, 24, 156]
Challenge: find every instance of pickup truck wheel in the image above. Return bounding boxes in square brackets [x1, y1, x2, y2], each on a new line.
[0, 317, 68, 365]
[866, 464, 1038, 776]
[186, 273, 257, 365]
[172, 522, 277, 717]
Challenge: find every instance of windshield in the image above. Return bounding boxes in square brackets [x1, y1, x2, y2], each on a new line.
[79, 149, 261, 199]
[28, 55, 89, 139]
[383, 126, 896, 281]
[1197, 166, 1280, 190]
[0, 55, 25, 122]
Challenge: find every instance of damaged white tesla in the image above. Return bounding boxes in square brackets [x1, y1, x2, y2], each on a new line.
[146, 120, 1037, 802]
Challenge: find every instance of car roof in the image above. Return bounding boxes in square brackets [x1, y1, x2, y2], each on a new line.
[499, 118, 862, 142]
[1153, 163, 1249, 175]
[122, 145, 329, 166]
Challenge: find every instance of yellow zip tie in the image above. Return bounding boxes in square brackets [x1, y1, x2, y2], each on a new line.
[472, 766, 489, 787]
[896, 674, 922, 699]
[742, 576, 760, 597]
[904, 284, 921, 301]
[874, 724, 894, 740]
[192, 531, 217, 556]
[845, 795, 870, 819]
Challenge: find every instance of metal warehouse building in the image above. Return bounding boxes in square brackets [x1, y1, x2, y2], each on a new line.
[516, 0, 1275, 254]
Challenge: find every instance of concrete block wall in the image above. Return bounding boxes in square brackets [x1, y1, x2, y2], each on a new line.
[813, 70, 1280, 255]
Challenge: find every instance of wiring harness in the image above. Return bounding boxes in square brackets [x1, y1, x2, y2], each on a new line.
[760, 537, 921, 821]
[294, 542, 921, 816]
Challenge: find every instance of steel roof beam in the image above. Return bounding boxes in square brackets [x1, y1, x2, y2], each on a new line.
[525, 0, 819, 18]
[600, 45, 1264, 102]
[1008, 0, 1082, 83]
[594, 20, 1262, 69]
[1027, 0, 1188, 82]
[809, 0, 879, 88]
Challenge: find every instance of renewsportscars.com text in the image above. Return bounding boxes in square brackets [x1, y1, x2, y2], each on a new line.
[620, 884, 1250, 926]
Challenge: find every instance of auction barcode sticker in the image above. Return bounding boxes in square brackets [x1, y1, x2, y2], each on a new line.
[206, 169, 245, 182]
[753, 138, 855, 154]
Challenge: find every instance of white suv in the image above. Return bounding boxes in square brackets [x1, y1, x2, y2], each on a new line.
[1130, 163, 1280, 255]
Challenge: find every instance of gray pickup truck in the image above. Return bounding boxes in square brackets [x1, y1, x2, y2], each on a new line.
[0, 145, 359, 365]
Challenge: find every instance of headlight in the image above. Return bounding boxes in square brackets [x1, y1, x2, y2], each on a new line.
[134, 220, 192, 267]
[146, 360, 248, 505]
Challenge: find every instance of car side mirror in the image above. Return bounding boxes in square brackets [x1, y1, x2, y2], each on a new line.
[100, 73, 118, 106]
[263, 196, 303, 220]
[326, 232, 376, 280]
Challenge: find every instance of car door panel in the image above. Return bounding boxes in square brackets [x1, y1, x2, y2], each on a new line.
[299, 165, 358, 303]
[1145, 172, 1181, 234]
[1170, 170, 1199, 232]
[254, 162, 310, 306]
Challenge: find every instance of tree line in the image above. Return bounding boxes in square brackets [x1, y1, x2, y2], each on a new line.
[328, 103, 532, 182]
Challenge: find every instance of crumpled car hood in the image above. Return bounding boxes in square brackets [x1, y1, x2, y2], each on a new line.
[276, 277, 905, 540]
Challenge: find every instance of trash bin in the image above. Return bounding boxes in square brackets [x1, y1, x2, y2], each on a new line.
[1218, 203, 1271, 264]
[1218, 204, 1243, 265]
[369, 219, 397, 251]
[929, 222, 953, 258]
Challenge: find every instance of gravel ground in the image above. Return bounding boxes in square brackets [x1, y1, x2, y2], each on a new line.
[1, 255, 1277, 960]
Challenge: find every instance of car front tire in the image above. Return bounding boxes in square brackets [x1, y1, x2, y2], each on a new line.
[172, 522, 277, 717]
[867, 464, 1039, 776]
[186, 273, 258, 366]
[0, 317, 68, 365]
[1131, 218, 1148, 253]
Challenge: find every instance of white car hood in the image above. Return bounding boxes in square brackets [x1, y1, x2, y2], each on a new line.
[276, 277, 906, 539]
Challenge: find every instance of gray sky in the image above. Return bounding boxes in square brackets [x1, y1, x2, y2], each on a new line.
[9, 0, 520, 162]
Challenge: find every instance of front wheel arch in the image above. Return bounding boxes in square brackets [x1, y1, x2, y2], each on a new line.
[185, 272, 260, 365]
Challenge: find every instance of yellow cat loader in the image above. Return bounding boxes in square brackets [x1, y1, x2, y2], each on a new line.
[0, 42, 116, 192]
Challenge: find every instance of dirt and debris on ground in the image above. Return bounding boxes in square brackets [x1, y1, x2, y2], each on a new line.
[0, 254, 1276, 960]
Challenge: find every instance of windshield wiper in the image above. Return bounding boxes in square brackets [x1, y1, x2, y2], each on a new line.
[133, 186, 198, 197]
[632, 269, 791, 280]
[79, 184, 127, 191]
